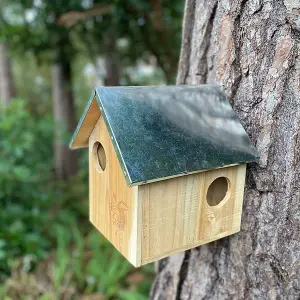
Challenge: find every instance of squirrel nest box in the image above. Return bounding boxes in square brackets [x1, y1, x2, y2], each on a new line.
[70, 85, 258, 267]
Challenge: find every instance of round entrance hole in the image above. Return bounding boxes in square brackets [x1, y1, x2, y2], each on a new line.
[93, 142, 106, 172]
[206, 177, 230, 207]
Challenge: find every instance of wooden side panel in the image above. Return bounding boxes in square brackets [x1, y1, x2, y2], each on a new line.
[139, 164, 246, 265]
[89, 117, 141, 266]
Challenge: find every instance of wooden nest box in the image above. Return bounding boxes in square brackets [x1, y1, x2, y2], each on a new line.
[70, 85, 258, 267]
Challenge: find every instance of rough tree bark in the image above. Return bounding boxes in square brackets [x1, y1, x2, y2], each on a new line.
[151, 0, 300, 299]
[0, 43, 15, 106]
[52, 61, 78, 180]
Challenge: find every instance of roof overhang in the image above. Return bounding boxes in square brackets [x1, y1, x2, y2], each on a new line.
[70, 91, 100, 149]
[70, 85, 259, 186]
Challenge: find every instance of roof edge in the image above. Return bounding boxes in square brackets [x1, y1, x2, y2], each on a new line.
[69, 87, 133, 186]
[69, 90, 99, 149]
[94, 88, 133, 186]
[129, 163, 245, 186]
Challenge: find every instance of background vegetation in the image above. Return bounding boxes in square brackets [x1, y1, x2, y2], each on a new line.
[0, 0, 183, 299]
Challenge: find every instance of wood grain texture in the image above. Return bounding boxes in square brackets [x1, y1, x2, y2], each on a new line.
[73, 98, 100, 148]
[139, 164, 246, 265]
[89, 117, 141, 266]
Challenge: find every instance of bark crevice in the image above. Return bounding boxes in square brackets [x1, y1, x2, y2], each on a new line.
[175, 250, 191, 300]
[195, 1, 218, 84]
[176, 0, 196, 84]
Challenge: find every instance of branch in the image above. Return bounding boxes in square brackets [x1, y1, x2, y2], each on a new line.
[58, 5, 112, 28]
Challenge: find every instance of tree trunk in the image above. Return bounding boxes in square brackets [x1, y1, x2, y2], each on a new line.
[52, 61, 78, 180]
[103, 35, 120, 86]
[151, 0, 300, 299]
[0, 43, 15, 106]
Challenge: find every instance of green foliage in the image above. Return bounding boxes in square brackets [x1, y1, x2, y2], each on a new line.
[13, 53, 52, 117]
[0, 0, 184, 84]
[0, 225, 154, 299]
[71, 0, 184, 83]
[0, 100, 154, 298]
[0, 100, 55, 277]
[50, 228, 154, 299]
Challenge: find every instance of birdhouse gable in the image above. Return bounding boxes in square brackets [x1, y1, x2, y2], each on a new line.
[70, 85, 258, 186]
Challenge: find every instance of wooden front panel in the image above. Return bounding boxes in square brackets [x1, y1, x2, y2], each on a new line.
[139, 164, 246, 264]
[89, 117, 140, 266]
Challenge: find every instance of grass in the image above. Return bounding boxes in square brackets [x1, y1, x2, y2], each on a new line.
[1, 226, 154, 299]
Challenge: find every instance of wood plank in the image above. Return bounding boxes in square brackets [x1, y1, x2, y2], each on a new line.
[72, 98, 100, 148]
[139, 164, 246, 265]
[89, 117, 141, 266]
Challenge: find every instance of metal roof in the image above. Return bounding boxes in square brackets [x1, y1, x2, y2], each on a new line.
[70, 85, 259, 186]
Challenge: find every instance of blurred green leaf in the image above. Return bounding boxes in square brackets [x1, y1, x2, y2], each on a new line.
[118, 290, 149, 300]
